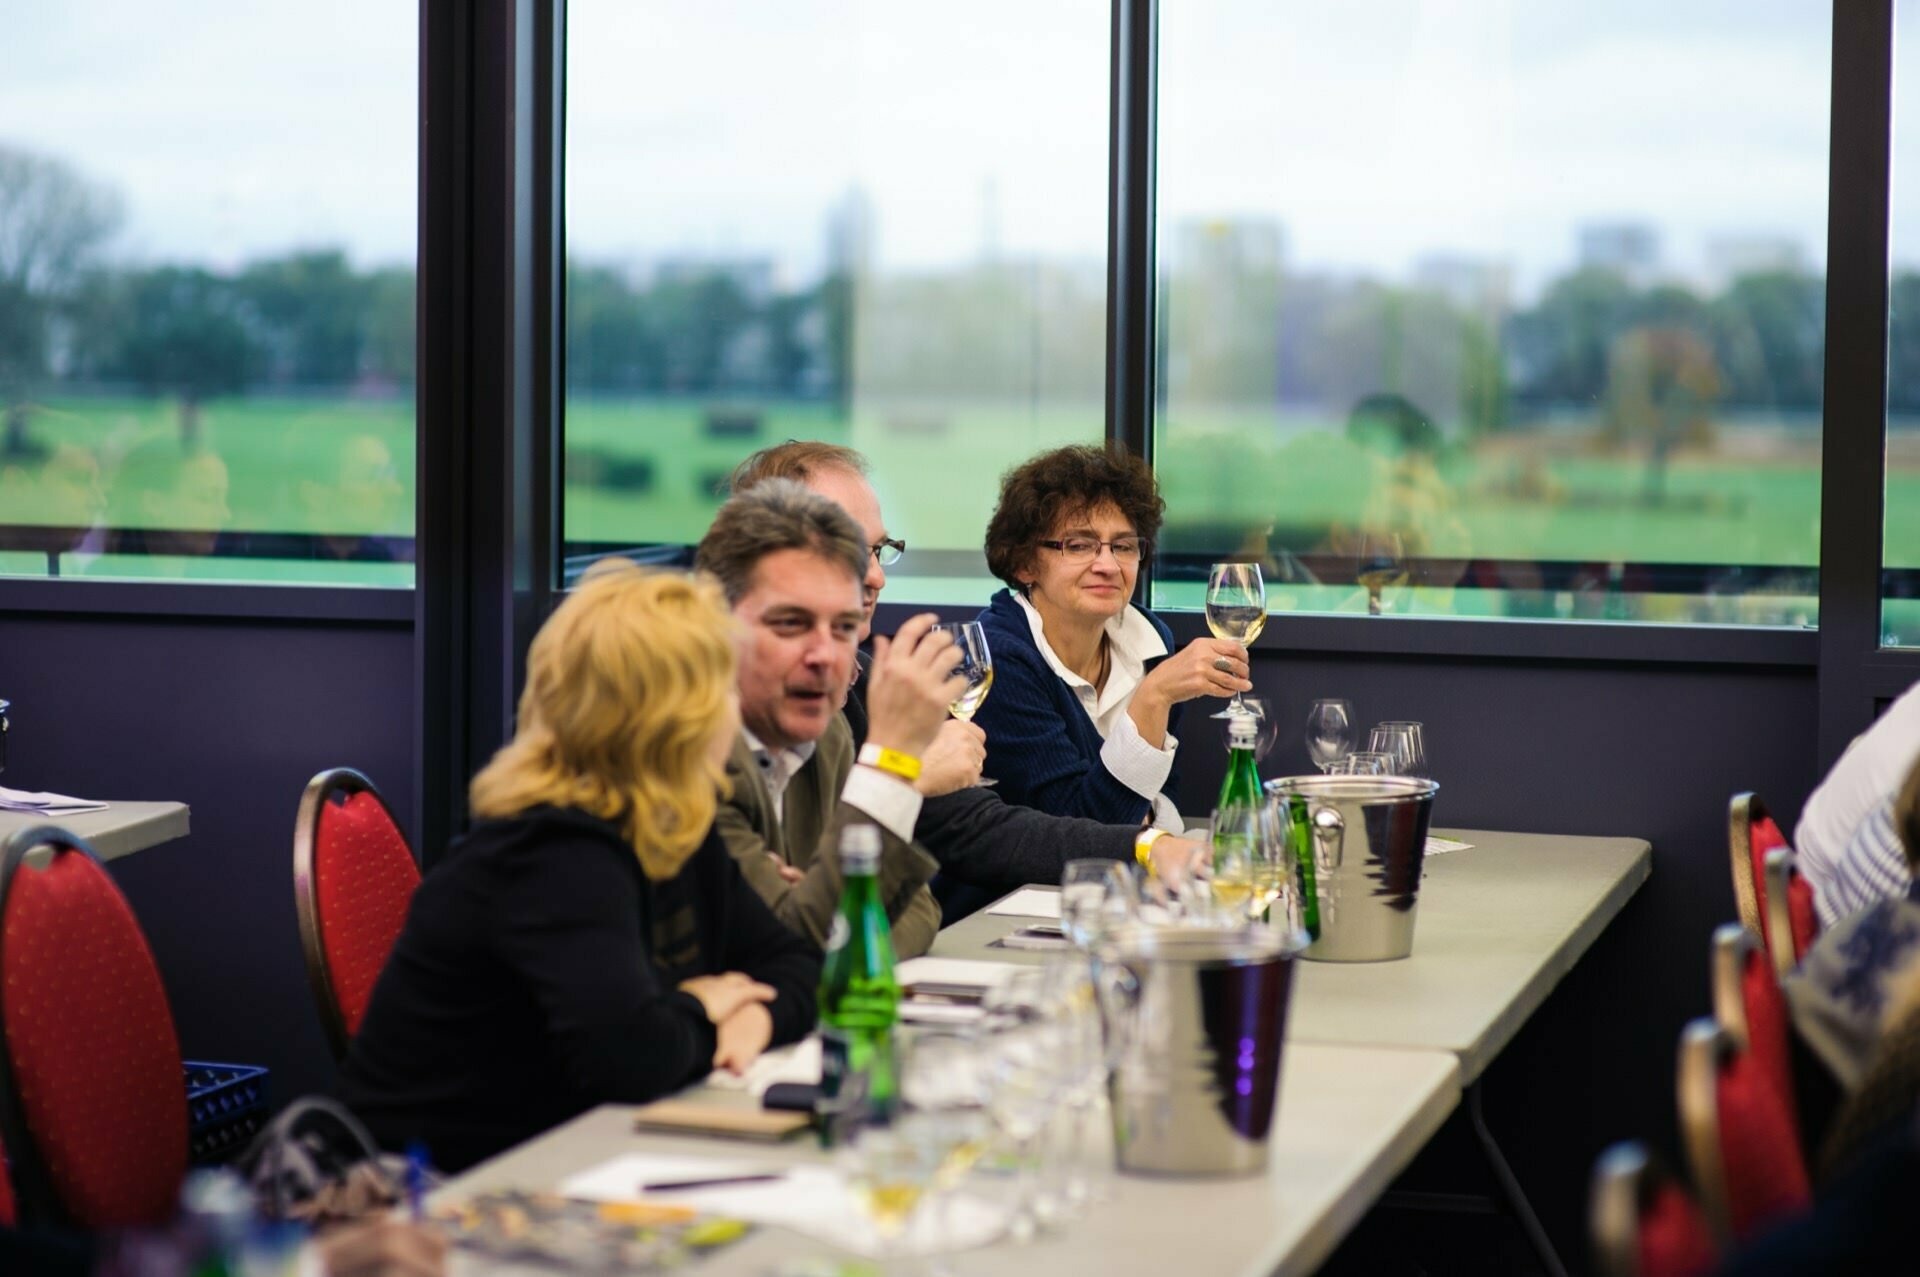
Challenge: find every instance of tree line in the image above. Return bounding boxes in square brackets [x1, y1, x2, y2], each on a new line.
[11, 141, 1920, 451]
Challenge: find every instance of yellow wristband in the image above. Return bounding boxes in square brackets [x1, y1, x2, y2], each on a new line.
[1135, 827, 1167, 876]
[857, 742, 923, 784]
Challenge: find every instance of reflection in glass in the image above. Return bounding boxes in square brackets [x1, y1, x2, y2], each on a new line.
[1152, 2, 1828, 628]
[564, 3, 1108, 603]
[0, 5, 418, 585]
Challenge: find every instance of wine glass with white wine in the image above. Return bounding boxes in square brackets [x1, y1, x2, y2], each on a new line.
[934, 621, 996, 786]
[1205, 562, 1266, 719]
[1356, 531, 1407, 616]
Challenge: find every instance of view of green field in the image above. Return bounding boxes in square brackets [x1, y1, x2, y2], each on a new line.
[12, 392, 1920, 641]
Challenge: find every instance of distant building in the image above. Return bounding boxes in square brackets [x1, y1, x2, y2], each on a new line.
[1704, 234, 1809, 289]
[1413, 253, 1513, 318]
[1172, 217, 1286, 280]
[1577, 221, 1661, 285]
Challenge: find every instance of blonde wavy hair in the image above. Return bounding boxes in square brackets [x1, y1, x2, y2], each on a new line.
[470, 560, 736, 879]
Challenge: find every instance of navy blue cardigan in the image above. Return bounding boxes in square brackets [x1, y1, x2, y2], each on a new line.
[972, 588, 1183, 825]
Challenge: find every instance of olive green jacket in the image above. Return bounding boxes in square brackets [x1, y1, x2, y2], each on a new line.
[716, 715, 941, 958]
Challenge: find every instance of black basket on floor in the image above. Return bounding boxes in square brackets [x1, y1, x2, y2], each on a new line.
[185, 1061, 270, 1165]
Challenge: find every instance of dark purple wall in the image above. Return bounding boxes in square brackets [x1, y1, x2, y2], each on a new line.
[0, 610, 413, 1105]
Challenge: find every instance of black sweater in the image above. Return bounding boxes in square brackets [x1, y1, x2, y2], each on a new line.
[337, 807, 821, 1171]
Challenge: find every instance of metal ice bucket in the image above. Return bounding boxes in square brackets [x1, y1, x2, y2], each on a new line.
[1265, 774, 1440, 962]
[1097, 924, 1300, 1176]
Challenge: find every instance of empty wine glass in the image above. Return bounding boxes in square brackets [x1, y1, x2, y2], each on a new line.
[1335, 751, 1392, 776]
[1220, 695, 1281, 762]
[1059, 859, 1138, 952]
[1205, 562, 1266, 719]
[1375, 720, 1427, 777]
[1304, 699, 1355, 772]
[1367, 724, 1417, 776]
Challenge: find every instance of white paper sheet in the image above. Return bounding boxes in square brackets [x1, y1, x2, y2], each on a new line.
[0, 786, 107, 815]
[1424, 837, 1473, 855]
[895, 957, 1023, 989]
[982, 887, 1062, 919]
[703, 1036, 822, 1095]
[557, 1153, 1005, 1257]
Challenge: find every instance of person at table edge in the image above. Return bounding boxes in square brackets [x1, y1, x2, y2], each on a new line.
[337, 564, 820, 1172]
[724, 441, 1205, 910]
[970, 443, 1252, 830]
[695, 478, 964, 958]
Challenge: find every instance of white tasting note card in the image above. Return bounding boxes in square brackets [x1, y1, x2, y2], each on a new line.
[983, 887, 1062, 919]
[1425, 837, 1473, 855]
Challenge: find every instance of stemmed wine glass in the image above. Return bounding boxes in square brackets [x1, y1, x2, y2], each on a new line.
[1205, 562, 1266, 719]
[1304, 699, 1355, 772]
[1219, 695, 1281, 762]
[934, 620, 996, 786]
[1204, 804, 1283, 924]
[1356, 531, 1407, 616]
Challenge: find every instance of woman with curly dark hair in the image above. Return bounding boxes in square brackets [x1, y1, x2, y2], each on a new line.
[970, 444, 1251, 829]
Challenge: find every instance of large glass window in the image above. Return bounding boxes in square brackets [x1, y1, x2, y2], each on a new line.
[0, 6, 416, 586]
[563, 3, 1107, 603]
[1152, 3, 1829, 624]
[1886, 3, 1920, 647]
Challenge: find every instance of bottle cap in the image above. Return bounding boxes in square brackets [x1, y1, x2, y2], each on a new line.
[1226, 710, 1259, 747]
[839, 822, 881, 872]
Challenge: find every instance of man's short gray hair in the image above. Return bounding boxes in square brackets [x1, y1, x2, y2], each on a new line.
[695, 477, 868, 605]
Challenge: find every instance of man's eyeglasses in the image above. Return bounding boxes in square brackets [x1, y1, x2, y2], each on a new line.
[1038, 537, 1147, 564]
[871, 537, 906, 567]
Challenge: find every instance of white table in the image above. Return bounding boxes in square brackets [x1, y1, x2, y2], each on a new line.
[934, 828, 1651, 1277]
[0, 800, 190, 863]
[936, 828, 1651, 1084]
[437, 1043, 1463, 1277]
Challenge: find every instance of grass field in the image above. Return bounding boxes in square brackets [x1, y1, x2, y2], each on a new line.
[12, 393, 1920, 637]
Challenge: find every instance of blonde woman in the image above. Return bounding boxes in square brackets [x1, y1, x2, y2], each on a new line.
[339, 562, 820, 1172]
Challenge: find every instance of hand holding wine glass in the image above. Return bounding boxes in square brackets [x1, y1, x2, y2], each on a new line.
[1206, 563, 1267, 719]
[932, 621, 996, 786]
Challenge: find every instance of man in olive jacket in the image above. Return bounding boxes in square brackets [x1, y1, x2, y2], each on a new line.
[695, 479, 963, 958]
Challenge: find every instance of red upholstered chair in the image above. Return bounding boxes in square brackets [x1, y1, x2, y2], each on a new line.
[1728, 792, 1788, 942]
[1678, 1017, 1812, 1246]
[293, 768, 420, 1062]
[1589, 1141, 1718, 1277]
[1709, 923, 1799, 1150]
[1761, 847, 1819, 979]
[0, 1138, 15, 1227]
[0, 824, 188, 1229]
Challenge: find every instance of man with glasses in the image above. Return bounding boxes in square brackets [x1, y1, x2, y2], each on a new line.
[725, 442, 1201, 915]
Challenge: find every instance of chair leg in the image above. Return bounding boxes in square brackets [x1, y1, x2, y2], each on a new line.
[1468, 1080, 1569, 1277]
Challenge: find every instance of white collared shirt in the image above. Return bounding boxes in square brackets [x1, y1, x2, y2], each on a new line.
[740, 726, 921, 847]
[1012, 592, 1184, 833]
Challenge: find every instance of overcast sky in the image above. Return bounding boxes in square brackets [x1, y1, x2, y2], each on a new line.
[0, 1, 1905, 300]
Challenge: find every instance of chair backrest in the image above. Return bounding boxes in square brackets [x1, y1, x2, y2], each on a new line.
[1728, 792, 1787, 941]
[1761, 847, 1819, 978]
[1678, 1017, 1811, 1246]
[1708, 922, 1800, 1152]
[1590, 1141, 1718, 1277]
[293, 768, 420, 1061]
[0, 825, 187, 1229]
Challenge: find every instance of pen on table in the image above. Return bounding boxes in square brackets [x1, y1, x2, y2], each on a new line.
[641, 1173, 786, 1193]
[404, 1141, 430, 1221]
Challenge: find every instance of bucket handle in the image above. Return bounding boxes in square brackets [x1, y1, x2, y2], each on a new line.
[1311, 804, 1345, 876]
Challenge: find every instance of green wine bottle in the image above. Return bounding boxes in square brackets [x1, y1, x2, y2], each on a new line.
[1216, 710, 1265, 812]
[816, 823, 899, 1144]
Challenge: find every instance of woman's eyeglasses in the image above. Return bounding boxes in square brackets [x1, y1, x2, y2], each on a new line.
[1038, 537, 1146, 563]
